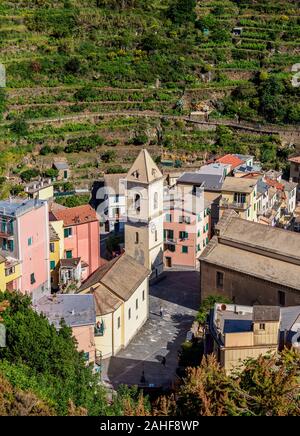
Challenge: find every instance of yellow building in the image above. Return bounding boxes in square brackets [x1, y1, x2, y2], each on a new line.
[0, 256, 5, 292]
[49, 223, 64, 290]
[220, 177, 258, 221]
[208, 303, 280, 373]
[79, 254, 150, 359]
[25, 179, 54, 201]
[0, 254, 22, 293]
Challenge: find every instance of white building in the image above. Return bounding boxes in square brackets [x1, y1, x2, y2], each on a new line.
[78, 253, 150, 359]
[103, 173, 127, 233]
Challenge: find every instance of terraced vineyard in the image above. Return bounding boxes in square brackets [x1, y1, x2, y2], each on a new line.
[0, 0, 299, 196]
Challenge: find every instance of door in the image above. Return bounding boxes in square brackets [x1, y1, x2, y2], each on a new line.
[166, 257, 172, 268]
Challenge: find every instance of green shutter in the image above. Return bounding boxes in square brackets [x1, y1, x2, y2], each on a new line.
[50, 260, 56, 270]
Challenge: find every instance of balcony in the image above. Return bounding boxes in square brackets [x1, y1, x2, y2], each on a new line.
[220, 198, 249, 211]
[4, 258, 21, 284]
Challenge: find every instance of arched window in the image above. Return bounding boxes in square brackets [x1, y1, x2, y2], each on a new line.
[134, 194, 141, 213]
[135, 232, 139, 244]
[154, 192, 158, 210]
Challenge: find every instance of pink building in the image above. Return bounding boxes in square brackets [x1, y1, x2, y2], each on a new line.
[0, 199, 50, 301]
[50, 204, 100, 281]
[35, 294, 96, 365]
[164, 182, 212, 269]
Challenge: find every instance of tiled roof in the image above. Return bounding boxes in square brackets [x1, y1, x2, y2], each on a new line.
[79, 253, 150, 303]
[104, 173, 127, 195]
[221, 177, 257, 193]
[253, 305, 280, 322]
[49, 224, 59, 242]
[177, 173, 224, 191]
[216, 154, 244, 169]
[50, 204, 98, 226]
[288, 155, 300, 164]
[126, 149, 163, 184]
[53, 161, 69, 170]
[265, 177, 284, 191]
[34, 294, 95, 328]
[60, 258, 81, 268]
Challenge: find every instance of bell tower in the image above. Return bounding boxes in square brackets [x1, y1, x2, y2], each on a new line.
[125, 149, 164, 278]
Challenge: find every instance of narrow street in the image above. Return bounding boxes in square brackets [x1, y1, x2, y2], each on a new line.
[102, 270, 200, 389]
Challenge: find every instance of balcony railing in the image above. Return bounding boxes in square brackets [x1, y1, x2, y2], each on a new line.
[220, 199, 249, 210]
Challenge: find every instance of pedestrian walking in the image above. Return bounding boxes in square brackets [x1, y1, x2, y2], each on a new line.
[159, 306, 163, 318]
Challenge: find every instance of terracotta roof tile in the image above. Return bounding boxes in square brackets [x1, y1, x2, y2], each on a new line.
[288, 155, 300, 164]
[50, 204, 98, 227]
[216, 154, 244, 169]
[264, 177, 284, 191]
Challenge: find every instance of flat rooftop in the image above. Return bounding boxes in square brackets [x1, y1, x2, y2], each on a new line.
[0, 199, 46, 218]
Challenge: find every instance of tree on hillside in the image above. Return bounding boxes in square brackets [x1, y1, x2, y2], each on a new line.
[167, 0, 197, 25]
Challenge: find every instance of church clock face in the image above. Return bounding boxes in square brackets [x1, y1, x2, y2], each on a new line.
[150, 223, 156, 233]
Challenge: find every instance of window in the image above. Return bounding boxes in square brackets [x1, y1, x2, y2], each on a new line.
[64, 228, 72, 238]
[2, 239, 7, 251]
[115, 194, 120, 203]
[197, 214, 202, 222]
[179, 231, 188, 240]
[136, 298, 139, 310]
[206, 223, 209, 232]
[216, 272, 224, 289]
[117, 317, 121, 329]
[182, 246, 188, 254]
[50, 243, 55, 253]
[134, 194, 141, 213]
[198, 230, 201, 237]
[154, 192, 158, 210]
[178, 216, 183, 224]
[164, 229, 174, 241]
[155, 230, 158, 242]
[166, 214, 172, 223]
[278, 291, 285, 307]
[206, 237, 209, 245]
[66, 250, 72, 259]
[5, 266, 15, 277]
[28, 237, 33, 246]
[50, 260, 56, 270]
[135, 232, 139, 244]
[197, 244, 201, 251]
[165, 243, 175, 252]
[142, 290, 145, 301]
[83, 352, 89, 362]
[234, 193, 246, 204]
[30, 273, 36, 285]
[128, 308, 131, 320]
[8, 240, 14, 252]
[259, 323, 265, 330]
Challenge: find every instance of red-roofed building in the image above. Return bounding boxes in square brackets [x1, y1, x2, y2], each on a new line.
[216, 154, 244, 172]
[50, 204, 100, 281]
[264, 177, 284, 192]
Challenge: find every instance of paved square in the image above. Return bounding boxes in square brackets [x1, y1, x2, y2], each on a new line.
[103, 270, 200, 388]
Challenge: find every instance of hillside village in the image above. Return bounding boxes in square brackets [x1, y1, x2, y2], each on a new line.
[0, 0, 300, 418]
